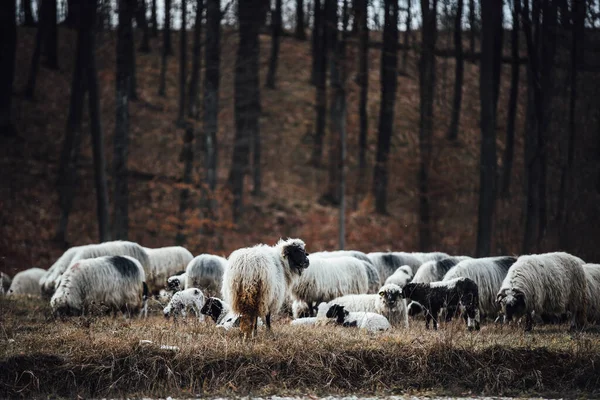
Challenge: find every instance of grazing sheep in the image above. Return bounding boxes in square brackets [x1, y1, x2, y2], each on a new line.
[163, 288, 206, 321]
[443, 256, 516, 319]
[290, 317, 318, 326]
[584, 264, 600, 324]
[384, 265, 413, 287]
[40, 245, 89, 298]
[367, 252, 422, 283]
[166, 272, 187, 292]
[326, 304, 391, 332]
[291, 255, 369, 315]
[185, 254, 228, 296]
[496, 252, 587, 332]
[50, 256, 147, 317]
[412, 256, 472, 284]
[410, 252, 450, 264]
[401, 278, 480, 330]
[7, 268, 46, 297]
[1, 272, 11, 295]
[222, 238, 310, 338]
[312, 251, 380, 294]
[144, 246, 194, 295]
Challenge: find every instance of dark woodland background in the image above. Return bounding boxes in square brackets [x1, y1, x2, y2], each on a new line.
[1, 0, 599, 276]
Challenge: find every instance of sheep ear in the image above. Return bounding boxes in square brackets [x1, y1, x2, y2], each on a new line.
[194, 289, 199, 295]
[378, 292, 384, 297]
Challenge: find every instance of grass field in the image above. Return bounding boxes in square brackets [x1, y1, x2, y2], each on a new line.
[1, 296, 599, 399]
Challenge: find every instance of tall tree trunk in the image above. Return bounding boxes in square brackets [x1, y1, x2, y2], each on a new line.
[44, 0, 58, 69]
[23, 0, 36, 26]
[296, 0, 307, 40]
[25, 0, 47, 100]
[151, 0, 158, 37]
[446, 0, 464, 141]
[311, 0, 331, 165]
[373, 0, 399, 214]
[165, 0, 173, 55]
[228, 0, 264, 222]
[500, 0, 521, 198]
[130, 31, 138, 100]
[418, 0, 438, 250]
[65, 0, 77, 27]
[468, 0, 475, 56]
[355, 0, 368, 209]
[266, 0, 282, 89]
[188, 0, 202, 119]
[85, 0, 111, 242]
[203, 0, 221, 217]
[176, 126, 194, 245]
[338, 0, 348, 248]
[401, 0, 412, 74]
[310, 0, 322, 85]
[0, 0, 17, 136]
[178, 0, 187, 125]
[56, 11, 88, 245]
[476, 0, 502, 257]
[158, 0, 169, 97]
[492, 4, 504, 114]
[113, 0, 135, 240]
[137, 0, 151, 52]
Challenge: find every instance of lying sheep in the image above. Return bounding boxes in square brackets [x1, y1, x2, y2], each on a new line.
[163, 288, 206, 322]
[167, 271, 187, 292]
[401, 278, 480, 330]
[185, 254, 228, 296]
[7, 268, 46, 297]
[144, 246, 194, 295]
[326, 304, 391, 332]
[412, 256, 471, 284]
[50, 256, 147, 317]
[384, 265, 413, 287]
[222, 238, 310, 338]
[497, 252, 587, 332]
[584, 264, 600, 324]
[1, 272, 12, 295]
[367, 252, 422, 283]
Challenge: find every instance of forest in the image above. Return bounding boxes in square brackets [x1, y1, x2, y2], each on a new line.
[1, 0, 600, 275]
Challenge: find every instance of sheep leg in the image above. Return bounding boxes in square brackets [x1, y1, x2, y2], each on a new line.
[425, 314, 431, 330]
[524, 312, 534, 332]
[571, 307, 586, 332]
[265, 313, 272, 331]
[431, 306, 440, 330]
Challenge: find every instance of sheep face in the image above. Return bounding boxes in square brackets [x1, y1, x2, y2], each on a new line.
[200, 297, 224, 323]
[167, 276, 184, 292]
[497, 289, 526, 321]
[378, 284, 403, 309]
[326, 304, 349, 323]
[282, 241, 310, 276]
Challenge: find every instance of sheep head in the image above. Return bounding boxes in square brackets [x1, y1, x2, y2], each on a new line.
[378, 283, 403, 309]
[496, 288, 526, 321]
[200, 297, 224, 323]
[326, 304, 348, 324]
[279, 238, 310, 276]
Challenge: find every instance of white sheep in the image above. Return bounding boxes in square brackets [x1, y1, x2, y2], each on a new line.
[7, 268, 46, 297]
[1, 272, 12, 295]
[497, 252, 587, 332]
[443, 256, 517, 320]
[292, 299, 311, 319]
[40, 245, 89, 298]
[185, 254, 228, 296]
[583, 264, 600, 324]
[367, 252, 423, 283]
[222, 238, 310, 338]
[410, 252, 450, 264]
[412, 256, 472, 284]
[384, 265, 413, 287]
[291, 255, 369, 315]
[310, 250, 380, 294]
[144, 246, 193, 295]
[325, 304, 391, 332]
[290, 317, 318, 326]
[167, 272, 187, 292]
[163, 288, 206, 321]
[50, 256, 147, 317]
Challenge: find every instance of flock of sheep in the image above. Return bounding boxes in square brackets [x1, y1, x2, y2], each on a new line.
[3, 239, 600, 338]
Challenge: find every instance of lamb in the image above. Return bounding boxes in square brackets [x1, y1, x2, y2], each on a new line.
[325, 304, 391, 332]
[443, 256, 516, 320]
[222, 238, 310, 338]
[50, 256, 148, 317]
[185, 254, 228, 296]
[7, 268, 46, 296]
[144, 246, 194, 294]
[291, 255, 368, 315]
[367, 252, 422, 283]
[0, 272, 11, 295]
[384, 265, 413, 287]
[200, 297, 264, 330]
[401, 278, 480, 330]
[166, 272, 187, 292]
[311, 251, 380, 294]
[497, 252, 587, 332]
[163, 288, 206, 321]
[583, 264, 600, 324]
[40, 245, 89, 298]
[412, 256, 472, 284]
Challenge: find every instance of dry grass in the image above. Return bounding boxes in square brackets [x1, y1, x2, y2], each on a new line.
[1, 296, 600, 398]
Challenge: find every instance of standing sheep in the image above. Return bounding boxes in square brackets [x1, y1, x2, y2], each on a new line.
[443, 256, 516, 320]
[1, 272, 12, 295]
[185, 254, 228, 296]
[144, 246, 193, 295]
[312, 251, 380, 293]
[40, 245, 89, 298]
[584, 264, 600, 324]
[163, 288, 206, 321]
[496, 252, 587, 332]
[222, 238, 310, 338]
[412, 256, 471, 284]
[7, 268, 46, 297]
[367, 252, 422, 283]
[291, 255, 369, 315]
[384, 266, 413, 287]
[50, 256, 148, 317]
[410, 252, 450, 264]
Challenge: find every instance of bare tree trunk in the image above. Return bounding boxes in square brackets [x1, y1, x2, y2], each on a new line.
[151, 0, 158, 37]
[0, 0, 17, 136]
[476, 0, 502, 257]
[85, 0, 111, 242]
[266, 0, 282, 89]
[44, 0, 59, 69]
[113, 0, 135, 240]
[65, 0, 77, 28]
[25, 0, 46, 100]
[468, 0, 475, 56]
[310, 0, 322, 85]
[446, 0, 464, 141]
[176, 126, 194, 245]
[177, 0, 187, 126]
[355, 0, 368, 209]
[188, 0, 203, 119]
[137, 0, 151, 52]
[500, 0, 520, 198]
[373, 0, 399, 214]
[130, 31, 138, 100]
[295, 0, 307, 40]
[338, 0, 348, 248]
[401, 0, 412, 75]
[165, 0, 173, 55]
[418, 0, 438, 250]
[158, 0, 169, 97]
[23, 0, 36, 26]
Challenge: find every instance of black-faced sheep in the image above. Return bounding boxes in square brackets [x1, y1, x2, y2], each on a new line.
[584, 264, 600, 324]
[7, 268, 46, 297]
[222, 238, 310, 338]
[185, 254, 228, 296]
[496, 252, 587, 332]
[401, 278, 480, 330]
[163, 288, 206, 321]
[144, 246, 193, 295]
[166, 271, 187, 292]
[50, 256, 148, 317]
[325, 304, 391, 332]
